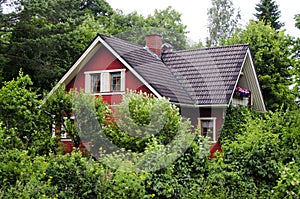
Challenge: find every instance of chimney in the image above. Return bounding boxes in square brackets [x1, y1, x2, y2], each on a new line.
[145, 34, 162, 57]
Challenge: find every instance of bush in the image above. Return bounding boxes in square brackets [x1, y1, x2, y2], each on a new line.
[273, 160, 300, 198]
[44, 152, 107, 198]
[0, 72, 55, 155]
[103, 91, 183, 152]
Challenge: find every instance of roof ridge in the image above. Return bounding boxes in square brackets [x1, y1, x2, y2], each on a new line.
[169, 44, 249, 54]
[98, 33, 144, 49]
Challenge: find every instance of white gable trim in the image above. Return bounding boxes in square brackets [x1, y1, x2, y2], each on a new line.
[245, 49, 266, 112]
[44, 35, 162, 104]
[229, 49, 266, 112]
[228, 51, 247, 106]
[44, 37, 102, 103]
[98, 36, 162, 98]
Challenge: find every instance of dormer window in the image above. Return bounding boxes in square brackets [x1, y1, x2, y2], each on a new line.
[85, 69, 125, 94]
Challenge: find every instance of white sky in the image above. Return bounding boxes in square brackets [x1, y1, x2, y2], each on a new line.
[106, 0, 300, 43]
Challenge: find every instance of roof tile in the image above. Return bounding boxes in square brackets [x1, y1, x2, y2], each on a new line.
[100, 34, 249, 106]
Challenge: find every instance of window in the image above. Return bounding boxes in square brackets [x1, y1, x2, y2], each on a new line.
[91, 73, 101, 93]
[85, 69, 125, 94]
[198, 117, 216, 142]
[110, 72, 121, 92]
[51, 116, 75, 141]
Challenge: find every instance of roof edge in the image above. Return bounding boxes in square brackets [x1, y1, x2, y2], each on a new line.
[97, 35, 163, 98]
[42, 35, 102, 105]
[172, 102, 228, 108]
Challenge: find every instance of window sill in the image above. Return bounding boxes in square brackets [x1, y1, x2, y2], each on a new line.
[60, 138, 72, 142]
[91, 91, 125, 96]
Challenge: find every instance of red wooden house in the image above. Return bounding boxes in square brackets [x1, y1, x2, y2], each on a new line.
[50, 33, 266, 152]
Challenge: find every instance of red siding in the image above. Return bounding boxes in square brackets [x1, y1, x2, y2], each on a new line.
[67, 45, 152, 105]
[61, 140, 89, 156]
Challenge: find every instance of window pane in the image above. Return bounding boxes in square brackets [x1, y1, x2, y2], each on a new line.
[111, 72, 121, 91]
[91, 74, 101, 93]
[201, 120, 214, 140]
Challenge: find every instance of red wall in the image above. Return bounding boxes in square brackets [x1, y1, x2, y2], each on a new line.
[67, 45, 152, 105]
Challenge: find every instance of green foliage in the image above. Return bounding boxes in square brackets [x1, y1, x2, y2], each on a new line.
[254, 0, 284, 30]
[295, 14, 300, 30]
[0, 149, 55, 198]
[0, 72, 55, 155]
[0, 1, 190, 91]
[72, 90, 110, 155]
[1, 0, 113, 91]
[111, 6, 188, 50]
[43, 85, 79, 148]
[100, 122, 210, 199]
[200, 155, 258, 198]
[1, 83, 300, 198]
[44, 152, 106, 198]
[219, 107, 300, 196]
[103, 170, 152, 199]
[0, 150, 108, 198]
[273, 160, 300, 198]
[225, 20, 297, 111]
[206, 0, 241, 47]
[103, 91, 183, 152]
[219, 105, 259, 144]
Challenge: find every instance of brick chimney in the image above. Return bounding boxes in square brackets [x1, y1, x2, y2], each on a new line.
[145, 34, 162, 57]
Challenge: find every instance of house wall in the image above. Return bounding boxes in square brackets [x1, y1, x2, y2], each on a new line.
[63, 44, 226, 155]
[66, 45, 152, 104]
[180, 106, 225, 139]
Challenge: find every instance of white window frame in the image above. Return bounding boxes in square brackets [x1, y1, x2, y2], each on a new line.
[52, 116, 75, 141]
[84, 69, 126, 95]
[198, 117, 217, 143]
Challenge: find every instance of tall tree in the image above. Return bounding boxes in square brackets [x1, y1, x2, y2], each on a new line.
[225, 20, 296, 111]
[254, 0, 284, 30]
[206, 0, 241, 47]
[0, 0, 112, 91]
[146, 6, 188, 50]
[0, 72, 55, 155]
[295, 14, 300, 30]
[110, 6, 188, 50]
[293, 14, 300, 105]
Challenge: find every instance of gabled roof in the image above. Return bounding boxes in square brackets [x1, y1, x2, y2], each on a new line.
[50, 33, 265, 111]
[162, 45, 249, 106]
[99, 34, 194, 104]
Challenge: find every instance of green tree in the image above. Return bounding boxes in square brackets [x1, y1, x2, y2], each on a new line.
[254, 0, 284, 30]
[146, 6, 188, 50]
[225, 20, 296, 111]
[295, 14, 300, 29]
[0, 72, 55, 155]
[206, 0, 241, 47]
[1, 0, 112, 91]
[294, 14, 300, 104]
[221, 108, 300, 195]
[111, 6, 188, 50]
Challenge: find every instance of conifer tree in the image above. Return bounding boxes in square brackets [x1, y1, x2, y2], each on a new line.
[254, 0, 284, 30]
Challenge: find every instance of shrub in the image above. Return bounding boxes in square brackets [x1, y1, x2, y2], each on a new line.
[104, 91, 183, 152]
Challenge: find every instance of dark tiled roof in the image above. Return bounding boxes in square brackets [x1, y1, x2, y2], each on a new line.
[162, 45, 249, 105]
[99, 34, 194, 104]
[100, 34, 248, 106]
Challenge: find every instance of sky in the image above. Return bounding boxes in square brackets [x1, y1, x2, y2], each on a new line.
[106, 0, 300, 43]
